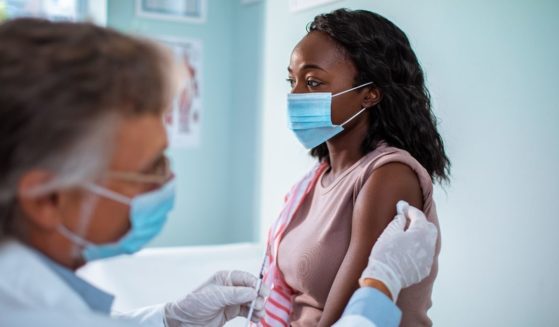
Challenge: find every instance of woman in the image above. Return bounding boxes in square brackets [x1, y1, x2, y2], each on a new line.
[261, 9, 449, 327]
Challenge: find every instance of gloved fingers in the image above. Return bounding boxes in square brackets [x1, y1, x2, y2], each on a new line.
[406, 206, 436, 234]
[251, 307, 265, 323]
[238, 304, 265, 323]
[396, 200, 409, 216]
[250, 297, 266, 311]
[202, 270, 230, 288]
[239, 297, 265, 316]
[404, 253, 434, 288]
[218, 285, 258, 306]
[383, 213, 406, 235]
[238, 306, 249, 318]
[259, 282, 271, 298]
[228, 270, 258, 288]
[237, 298, 265, 317]
[422, 220, 438, 245]
[406, 204, 428, 223]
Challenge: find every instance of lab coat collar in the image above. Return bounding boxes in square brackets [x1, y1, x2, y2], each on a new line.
[38, 250, 114, 314]
[0, 239, 91, 313]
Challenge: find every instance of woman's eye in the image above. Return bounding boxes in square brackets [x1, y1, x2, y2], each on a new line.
[286, 78, 295, 87]
[306, 79, 322, 87]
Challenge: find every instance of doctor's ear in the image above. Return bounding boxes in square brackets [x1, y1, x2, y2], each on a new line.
[17, 171, 63, 232]
[362, 87, 382, 108]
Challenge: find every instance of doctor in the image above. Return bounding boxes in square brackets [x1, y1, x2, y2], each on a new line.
[0, 18, 267, 327]
[0, 18, 438, 327]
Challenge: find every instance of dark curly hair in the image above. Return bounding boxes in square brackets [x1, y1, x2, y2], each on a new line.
[308, 9, 450, 183]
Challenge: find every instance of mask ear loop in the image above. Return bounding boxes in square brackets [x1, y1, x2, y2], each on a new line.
[57, 224, 94, 248]
[332, 81, 374, 127]
[332, 81, 374, 97]
[83, 183, 131, 205]
[56, 192, 99, 258]
[340, 106, 369, 127]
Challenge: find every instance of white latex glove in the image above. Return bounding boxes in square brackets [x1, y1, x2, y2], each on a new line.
[360, 201, 438, 302]
[164, 270, 270, 327]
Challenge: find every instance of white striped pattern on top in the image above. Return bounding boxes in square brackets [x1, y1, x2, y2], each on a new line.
[255, 163, 327, 327]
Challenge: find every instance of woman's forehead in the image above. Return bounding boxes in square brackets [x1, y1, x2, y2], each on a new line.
[289, 31, 350, 72]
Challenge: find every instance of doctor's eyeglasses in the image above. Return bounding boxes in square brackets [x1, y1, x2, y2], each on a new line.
[105, 155, 173, 186]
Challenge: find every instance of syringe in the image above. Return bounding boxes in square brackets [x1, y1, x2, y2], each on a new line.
[246, 252, 267, 326]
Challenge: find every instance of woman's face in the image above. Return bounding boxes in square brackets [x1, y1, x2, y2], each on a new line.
[287, 31, 371, 125]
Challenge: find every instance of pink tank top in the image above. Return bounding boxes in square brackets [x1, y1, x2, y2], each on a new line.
[277, 144, 441, 326]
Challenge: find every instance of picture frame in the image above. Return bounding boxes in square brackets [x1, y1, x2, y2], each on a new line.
[289, 0, 342, 13]
[4, 0, 107, 25]
[5, 0, 79, 21]
[241, 0, 261, 5]
[136, 0, 206, 24]
[156, 36, 204, 148]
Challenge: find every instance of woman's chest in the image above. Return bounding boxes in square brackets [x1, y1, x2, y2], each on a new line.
[277, 188, 355, 302]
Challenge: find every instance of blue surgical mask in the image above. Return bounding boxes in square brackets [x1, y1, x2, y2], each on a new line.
[58, 177, 176, 261]
[287, 82, 374, 149]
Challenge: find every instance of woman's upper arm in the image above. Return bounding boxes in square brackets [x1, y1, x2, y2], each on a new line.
[317, 162, 423, 327]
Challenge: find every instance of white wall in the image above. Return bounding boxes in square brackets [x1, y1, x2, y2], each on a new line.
[257, 0, 559, 326]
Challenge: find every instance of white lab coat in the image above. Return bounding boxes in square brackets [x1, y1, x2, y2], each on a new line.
[0, 240, 162, 327]
[0, 239, 382, 327]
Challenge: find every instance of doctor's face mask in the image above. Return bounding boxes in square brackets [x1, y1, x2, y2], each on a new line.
[58, 157, 176, 262]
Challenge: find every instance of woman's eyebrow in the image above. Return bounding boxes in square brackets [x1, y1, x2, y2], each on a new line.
[288, 64, 327, 73]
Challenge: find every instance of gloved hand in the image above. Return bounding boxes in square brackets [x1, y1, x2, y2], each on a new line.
[360, 201, 438, 302]
[164, 270, 270, 327]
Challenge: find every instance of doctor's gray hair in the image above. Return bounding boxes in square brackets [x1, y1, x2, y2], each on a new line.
[0, 18, 177, 239]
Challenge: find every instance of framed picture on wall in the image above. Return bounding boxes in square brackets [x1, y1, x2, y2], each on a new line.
[5, 0, 78, 21]
[3, 0, 107, 25]
[289, 0, 343, 13]
[157, 36, 204, 148]
[137, 0, 206, 23]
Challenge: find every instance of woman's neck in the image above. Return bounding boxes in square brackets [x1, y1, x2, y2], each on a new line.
[325, 115, 369, 179]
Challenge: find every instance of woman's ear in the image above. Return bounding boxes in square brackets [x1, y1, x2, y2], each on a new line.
[362, 87, 382, 108]
[17, 170, 62, 231]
